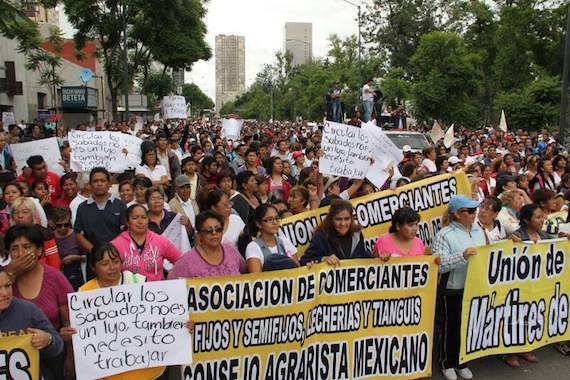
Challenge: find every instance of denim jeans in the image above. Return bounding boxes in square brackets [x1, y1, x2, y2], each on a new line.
[362, 100, 373, 122]
[331, 102, 341, 122]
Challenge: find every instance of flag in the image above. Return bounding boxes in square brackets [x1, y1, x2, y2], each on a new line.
[430, 120, 444, 144]
[499, 110, 508, 132]
[444, 124, 455, 148]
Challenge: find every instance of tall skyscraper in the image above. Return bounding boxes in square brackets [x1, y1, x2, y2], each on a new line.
[284, 22, 313, 67]
[215, 35, 246, 113]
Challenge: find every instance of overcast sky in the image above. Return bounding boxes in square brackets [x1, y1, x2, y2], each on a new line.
[60, 0, 366, 102]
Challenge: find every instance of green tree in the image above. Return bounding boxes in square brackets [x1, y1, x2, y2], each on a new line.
[140, 71, 174, 108]
[362, 0, 457, 69]
[181, 83, 214, 117]
[0, 0, 42, 47]
[59, 0, 211, 120]
[495, 75, 561, 130]
[24, 26, 66, 111]
[410, 31, 481, 126]
[379, 67, 411, 108]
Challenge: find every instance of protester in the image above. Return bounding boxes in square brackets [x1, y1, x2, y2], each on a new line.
[433, 195, 485, 380]
[373, 207, 425, 258]
[231, 171, 260, 222]
[245, 204, 299, 272]
[0, 265, 65, 378]
[168, 210, 246, 278]
[61, 243, 164, 380]
[495, 190, 524, 237]
[11, 197, 61, 270]
[53, 206, 85, 290]
[475, 197, 506, 241]
[300, 199, 373, 265]
[111, 204, 182, 281]
[118, 179, 135, 205]
[264, 156, 291, 201]
[206, 189, 244, 247]
[146, 186, 193, 238]
[4, 224, 74, 378]
[135, 143, 169, 187]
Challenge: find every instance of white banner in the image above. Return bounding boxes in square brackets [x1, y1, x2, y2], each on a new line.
[69, 131, 142, 172]
[163, 96, 187, 119]
[221, 118, 243, 141]
[11, 137, 61, 175]
[69, 280, 192, 380]
[162, 213, 191, 253]
[319, 121, 371, 179]
[2, 112, 15, 130]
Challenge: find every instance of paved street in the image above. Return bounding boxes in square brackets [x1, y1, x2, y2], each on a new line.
[429, 345, 569, 379]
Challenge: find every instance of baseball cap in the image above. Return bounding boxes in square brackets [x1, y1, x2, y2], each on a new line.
[448, 156, 460, 165]
[402, 145, 412, 153]
[292, 151, 305, 159]
[448, 195, 481, 213]
[333, 80, 339, 84]
[174, 175, 191, 188]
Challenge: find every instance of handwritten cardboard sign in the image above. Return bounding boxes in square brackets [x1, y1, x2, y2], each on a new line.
[163, 96, 187, 119]
[319, 121, 372, 179]
[68, 280, 191, 380]
[11, 137, 61, 175]
[69, 131, 142, 172]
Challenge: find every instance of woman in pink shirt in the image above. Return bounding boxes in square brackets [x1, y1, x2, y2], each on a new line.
[373, 207, 425, 259]
[111, 204, 182, 281]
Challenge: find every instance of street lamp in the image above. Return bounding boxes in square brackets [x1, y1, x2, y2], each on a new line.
[340, 0, 362, 89]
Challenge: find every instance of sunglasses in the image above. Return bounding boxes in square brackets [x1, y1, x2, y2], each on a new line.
[459, 208, 477, 214]
[55, 223, 71, 228]
[200, 226, 223, 235]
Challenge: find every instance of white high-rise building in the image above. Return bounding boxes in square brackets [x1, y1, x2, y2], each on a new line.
[284, 22, 313, 67]
[215, 35, 246, 113]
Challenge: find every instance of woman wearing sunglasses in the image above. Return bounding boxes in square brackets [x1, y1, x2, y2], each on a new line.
[168, 210, 246, 279]
[245, 204, 299, 273]
[52, 206, 86, 290]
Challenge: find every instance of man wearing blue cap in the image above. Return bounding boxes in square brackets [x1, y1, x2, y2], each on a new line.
[328, 80, 342, 122]
[432, 194, 486, 380]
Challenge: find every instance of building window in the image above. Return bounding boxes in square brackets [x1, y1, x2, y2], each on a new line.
[38, 93, 47, 109]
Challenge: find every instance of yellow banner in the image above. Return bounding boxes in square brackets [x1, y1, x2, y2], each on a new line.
[0, 334, 40, 380]
[183, 257, 439, 379]
[279, 171, 471, 257]
[460, 239, 570, 363]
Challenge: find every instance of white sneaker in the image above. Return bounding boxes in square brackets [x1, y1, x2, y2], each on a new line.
[442, 368, 457, 380]
[456, 367, 473, 379]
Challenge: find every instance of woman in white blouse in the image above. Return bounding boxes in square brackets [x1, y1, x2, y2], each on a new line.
[135, 144, 169, 187]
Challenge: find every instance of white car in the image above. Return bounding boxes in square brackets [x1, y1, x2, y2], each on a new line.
[384, 131, 430, 153]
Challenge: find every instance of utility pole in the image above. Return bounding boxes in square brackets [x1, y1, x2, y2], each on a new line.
[122, 1, 130, 123]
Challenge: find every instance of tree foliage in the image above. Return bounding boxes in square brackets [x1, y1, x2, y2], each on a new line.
[59, 0, 211, 120]
[24, 26, 65, 108]
[181, 83, 214, 116]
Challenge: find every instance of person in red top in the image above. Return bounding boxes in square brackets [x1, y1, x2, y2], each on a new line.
[17, 155, 61, 199]
[53, 174, 78, 207]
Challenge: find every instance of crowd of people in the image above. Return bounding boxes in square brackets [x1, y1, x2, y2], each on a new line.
[0, 116, 569, 379]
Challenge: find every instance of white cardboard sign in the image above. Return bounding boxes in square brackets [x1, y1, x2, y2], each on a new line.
[68, 280, 192, 380]
[163, 96, 187, 119]
[11, 137, 61, 175]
